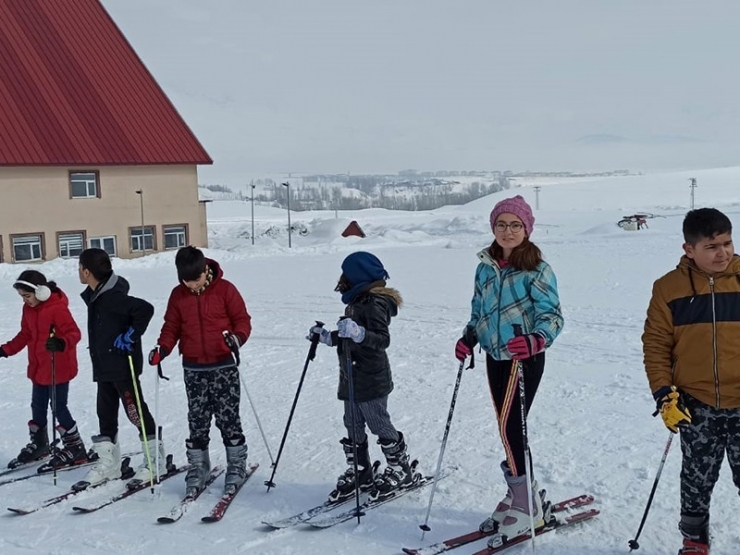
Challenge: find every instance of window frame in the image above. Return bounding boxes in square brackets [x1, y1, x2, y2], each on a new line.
[88, 235, 117, 257]
[10, 232, 45, 263]
[128, 226, 157, 253]
[162, 224, 189, 250]
[56, 230, 87, 259]
[69, 170, 101, 199]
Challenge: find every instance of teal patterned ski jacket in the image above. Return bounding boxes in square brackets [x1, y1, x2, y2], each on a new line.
[467, 247, 564, 360]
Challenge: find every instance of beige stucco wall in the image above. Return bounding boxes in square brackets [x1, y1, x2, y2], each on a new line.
[0, 164, 208, 262]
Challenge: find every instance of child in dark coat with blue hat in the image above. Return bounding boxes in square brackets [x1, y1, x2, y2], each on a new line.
[308, 251, 419, 501]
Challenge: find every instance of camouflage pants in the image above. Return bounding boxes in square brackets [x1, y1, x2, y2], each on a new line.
[183, 367, 245, 448]
[680, 395, 740, 520]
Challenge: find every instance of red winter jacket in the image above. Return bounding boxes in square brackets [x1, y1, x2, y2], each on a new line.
[157, 260, 252, 365]
[1, 290, 81, 385]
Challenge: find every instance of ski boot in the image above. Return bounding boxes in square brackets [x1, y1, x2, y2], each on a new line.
[127, 430, 167, 489]
[37, 424, 88, 472]
[369, 432, 419, 501]
[487, 471, 545, 548]
[184, 439, 211, 497]
[328, 437, 375, 502]
[678, 514, 710, 554]
[8, 421, 50, 469]
[224, 439, 248, 495]
[480, 461, 546, 533]
[76, 435, 122, 490]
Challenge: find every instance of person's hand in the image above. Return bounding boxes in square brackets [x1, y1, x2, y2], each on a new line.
[45, 337, 66, 353]
[455, 326, 477, 361]
[506, 333, 545, 360]
[307, 326, 333, 346]
[337, 318, 365, 343]
[223, 332, 242, 351]
[148, 346, 169, 366]
[112, 327, 137, 355]
[654, 386, 692, 433]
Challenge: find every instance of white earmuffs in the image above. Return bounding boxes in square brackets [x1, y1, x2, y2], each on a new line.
[14, 280, 51, 302]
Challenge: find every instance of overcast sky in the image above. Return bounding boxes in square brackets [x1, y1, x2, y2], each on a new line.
[103, 0, 740, 186]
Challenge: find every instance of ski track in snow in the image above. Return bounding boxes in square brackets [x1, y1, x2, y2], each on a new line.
[2, 169, 740, 553]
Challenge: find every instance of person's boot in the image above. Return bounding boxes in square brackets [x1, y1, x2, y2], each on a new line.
[224, 439, 248, 495]
[9, 421, 50, 468]
[38, 424, 88, 472]
[80, 435, 121, 487]
[370, 432, 416, 501]
[328, 437, 374, 502]
[479, 461, 543, 533]
[678, 514, 710, 554]
[127, 431, 167, 488]
[184, 439, 211, 497]
[488, 471, 544, 545]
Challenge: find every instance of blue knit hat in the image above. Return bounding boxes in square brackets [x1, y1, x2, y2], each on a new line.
[339, 252, 389, 304]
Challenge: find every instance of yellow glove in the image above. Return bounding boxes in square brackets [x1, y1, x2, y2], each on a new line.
[654, 386, 692, 433]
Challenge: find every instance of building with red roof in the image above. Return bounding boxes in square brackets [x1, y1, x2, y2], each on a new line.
[0, 0, 213, 262]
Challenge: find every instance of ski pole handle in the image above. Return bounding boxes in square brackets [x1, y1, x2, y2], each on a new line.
[308, 320, 324, 361]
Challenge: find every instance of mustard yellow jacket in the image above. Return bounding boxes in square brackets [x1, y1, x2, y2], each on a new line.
[643, 255, 740, 409]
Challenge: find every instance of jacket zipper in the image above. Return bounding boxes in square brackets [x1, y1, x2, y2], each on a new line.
[710, 277, 720, 407]
[196, 295, 206, 360]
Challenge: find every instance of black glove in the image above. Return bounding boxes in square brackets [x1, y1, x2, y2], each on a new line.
[462, 326, 478, 349]
[45, 337, 66, 353]
[224, 332, 242, 351]
[0, 347, 7, 358]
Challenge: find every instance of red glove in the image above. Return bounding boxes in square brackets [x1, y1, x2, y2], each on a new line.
[455, 338, 472, 361]
[148, 347, 168, 366]
[507, 334, 545, 360]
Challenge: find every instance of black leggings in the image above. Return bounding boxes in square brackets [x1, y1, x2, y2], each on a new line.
[96, 377, 156, 441]
[486, 353, 545, 477]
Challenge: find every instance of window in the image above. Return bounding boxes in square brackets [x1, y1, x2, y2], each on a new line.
[163, 225, 187, 250]
[12, 234, 44, 262]
[69, 172, 99, 198]
[89, 236, 117, 256]
[58, 232, 85, 258]
[130, 226, 155, 252]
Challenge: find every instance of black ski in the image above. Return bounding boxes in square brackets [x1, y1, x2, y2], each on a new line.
[201, 463, 259, 522]
[156, 466, 224, 524]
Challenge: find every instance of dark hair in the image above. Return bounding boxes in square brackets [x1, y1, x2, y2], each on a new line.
[175, 246, 206, 282]
[683, 208, 732, 245]
[334, 273, 351, 293]
[490, 237, 543, 271]
[13, 270, 59, 294]
[79, 248, 113, 281]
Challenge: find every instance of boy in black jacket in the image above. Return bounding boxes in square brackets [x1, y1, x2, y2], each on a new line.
[78, 248, 164, 487]
[308, 251, 419, 501]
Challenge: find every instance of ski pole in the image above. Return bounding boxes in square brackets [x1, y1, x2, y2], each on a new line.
[265, 321, 324, 492]
[512, 323, 536, 553]
[340, 317, 365, 524]
[127, 354, 155, 493]
[154, 350, 160, 484]
[628, 431, 674, 551]
[49, 325, 58, 486]
[419, 356, 468, 539]
[223, 331, 275, 466]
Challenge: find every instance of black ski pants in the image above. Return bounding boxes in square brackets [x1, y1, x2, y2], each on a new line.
[486, 352, 545, 478]
[97, 377, 156, 441]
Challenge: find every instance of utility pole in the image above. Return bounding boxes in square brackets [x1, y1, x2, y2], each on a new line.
[689, 178, 697, 210]
[135, 189, 145, 256]
[533, 186, 541, 210]
[282, 182, 292, 248]
[250, 183, 256, 246]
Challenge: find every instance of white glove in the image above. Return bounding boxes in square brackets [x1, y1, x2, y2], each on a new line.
[307, 326, 333, 346]
[337, 318, 365, 343]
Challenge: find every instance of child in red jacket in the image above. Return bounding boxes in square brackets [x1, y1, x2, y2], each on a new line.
[149, 246, 252, 495]
[0, 270, 87, 470]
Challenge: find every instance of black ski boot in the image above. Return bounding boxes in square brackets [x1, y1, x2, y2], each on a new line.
[38, 424, 88, 472]
[370, 432, 417, 501]
[8, 421, 50, 469]
[328, 437, 375, 502]
[678, 514, 710, 554]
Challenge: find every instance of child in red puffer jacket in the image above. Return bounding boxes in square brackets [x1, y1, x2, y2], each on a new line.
[0, 270, 88, 470]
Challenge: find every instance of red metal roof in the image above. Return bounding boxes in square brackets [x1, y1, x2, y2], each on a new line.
[0, 0, 212, 166]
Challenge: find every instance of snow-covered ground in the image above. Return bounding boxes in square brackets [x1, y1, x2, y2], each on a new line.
[1, 167, 739, 554]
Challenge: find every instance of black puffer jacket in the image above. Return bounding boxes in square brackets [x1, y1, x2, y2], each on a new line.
[335, 287, 402, 402]
[81, 274, 154, 382]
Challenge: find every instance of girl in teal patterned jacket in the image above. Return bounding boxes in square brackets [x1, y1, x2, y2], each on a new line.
[455, 195, 564, 544]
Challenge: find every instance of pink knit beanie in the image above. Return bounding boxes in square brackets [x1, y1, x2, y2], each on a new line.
[490, 195, 535, 236]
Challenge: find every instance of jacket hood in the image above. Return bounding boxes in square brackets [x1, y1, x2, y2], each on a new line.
[82, 273, 130, 305]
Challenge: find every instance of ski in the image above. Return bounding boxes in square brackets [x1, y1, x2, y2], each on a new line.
[0, 458, 49, 479]
[71, 456, 186, 513]
[401, 494, 594, 555]
[470, 508, 600, 555]
[0, 458, 93, 487]
[201, 463, 259, 523]
[308, 470, 437, 529]
[262, 461, 381, 529]
[7, 457, 134, 515]
[156, 466, 225, 524]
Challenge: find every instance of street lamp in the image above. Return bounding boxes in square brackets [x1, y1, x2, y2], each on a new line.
[135, 189, 145, 257]
[282, 181, 292, 248]
[250, 183, 256, 246]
